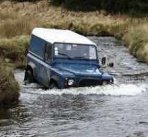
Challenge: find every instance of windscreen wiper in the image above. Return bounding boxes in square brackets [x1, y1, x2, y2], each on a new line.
[58, 52, 72, 59]
[73, 56, 89, 60]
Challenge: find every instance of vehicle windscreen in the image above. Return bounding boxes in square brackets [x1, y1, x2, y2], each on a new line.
[54, 43, 97, 60]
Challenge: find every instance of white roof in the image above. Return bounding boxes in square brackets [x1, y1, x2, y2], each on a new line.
[32, 28, 96, 45]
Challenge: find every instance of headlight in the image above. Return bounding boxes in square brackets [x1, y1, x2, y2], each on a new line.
[68, 79, 74, 86]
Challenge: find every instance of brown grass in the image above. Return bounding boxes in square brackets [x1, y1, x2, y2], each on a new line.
[0, 17, 39, 38]
[0, 0, 148, 64]
[0, 1, 43, 38]
[124, 24, 148, 63]
[0, 63, 19, 106]
[0, 35, 29, 65]
[0, 0, 131, 37]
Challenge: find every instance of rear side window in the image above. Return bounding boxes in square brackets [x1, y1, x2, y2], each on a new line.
[30, 35, 45, 59]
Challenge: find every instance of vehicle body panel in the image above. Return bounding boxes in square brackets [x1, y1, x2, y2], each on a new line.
[25, 28, 114, 89]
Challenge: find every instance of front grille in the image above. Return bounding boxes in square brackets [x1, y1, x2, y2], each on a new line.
[79, 79, 102, 87]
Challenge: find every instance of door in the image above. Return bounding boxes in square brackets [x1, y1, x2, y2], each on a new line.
[39, 43, 52, 87]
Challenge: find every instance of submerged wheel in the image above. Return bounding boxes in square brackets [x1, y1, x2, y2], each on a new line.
[102, 81, 108, 86]
[24, 70, 34, 84]
[49, 82, 58, 89]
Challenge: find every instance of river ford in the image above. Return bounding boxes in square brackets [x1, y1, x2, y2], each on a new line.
[0, 37, 148, 137]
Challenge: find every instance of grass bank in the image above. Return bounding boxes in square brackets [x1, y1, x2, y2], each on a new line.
[124, 24, 148, 63]
[1, 0, 147, 63]
[0, 63, 19, 107]
[0, 36, 29, 106]
[0, 35, 29, 66]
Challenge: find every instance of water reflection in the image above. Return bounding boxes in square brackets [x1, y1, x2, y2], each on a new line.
[0, 92, 107, 137]
[31, 94, 105, 122]
[0, 104, 32, 127]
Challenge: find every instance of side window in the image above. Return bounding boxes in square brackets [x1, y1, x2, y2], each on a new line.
[30, 35, 45, 59]
[44, 43, 52, 63]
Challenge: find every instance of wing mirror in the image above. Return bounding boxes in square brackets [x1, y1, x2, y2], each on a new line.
[101, 57, 114, 67]
[108, 62, 114, 67]
[101, 57, 106, 65]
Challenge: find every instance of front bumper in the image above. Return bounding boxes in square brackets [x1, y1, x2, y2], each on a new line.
[64, 77, 114, 88]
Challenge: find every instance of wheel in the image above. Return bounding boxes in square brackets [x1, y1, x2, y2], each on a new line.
[49, 82, 58, 89]
[102, 81, 108, 86]
[24, 70, 34, 84]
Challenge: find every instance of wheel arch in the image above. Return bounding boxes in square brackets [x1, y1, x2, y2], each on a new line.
[26, 65, 33, 75]
[25, 62, 36, 76]
[24, 64, 35, 82]
[24, 65, 34, 83]
[49, 78, 58, 86]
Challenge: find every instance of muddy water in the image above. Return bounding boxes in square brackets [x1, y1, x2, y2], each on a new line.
[0, 37, 148, 137]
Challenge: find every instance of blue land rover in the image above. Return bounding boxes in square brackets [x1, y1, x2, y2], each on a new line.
[24, 28, 113, 89]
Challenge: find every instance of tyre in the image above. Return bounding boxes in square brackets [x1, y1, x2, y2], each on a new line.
[102, 81, 108, 86]
[49, 82, 58, 89]
[24, 70, 34, 84]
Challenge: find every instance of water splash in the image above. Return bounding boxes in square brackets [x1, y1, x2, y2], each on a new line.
[14, 70, 147, 97]
[22, 83, 146, 96]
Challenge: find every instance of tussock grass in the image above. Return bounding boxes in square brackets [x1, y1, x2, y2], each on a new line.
[0, 0, 130, 38]
[0, 0, 147, 64]
[124, 24, 148, 63]
[143, 44, 148, 63]
[0, 64, 19, 106]
[0, 0, 148, 64]
[0, 11, 17, 20]
[0, 14, 40, 38]
[0, 1, 43, 38]
[0, 35, 29, 65]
